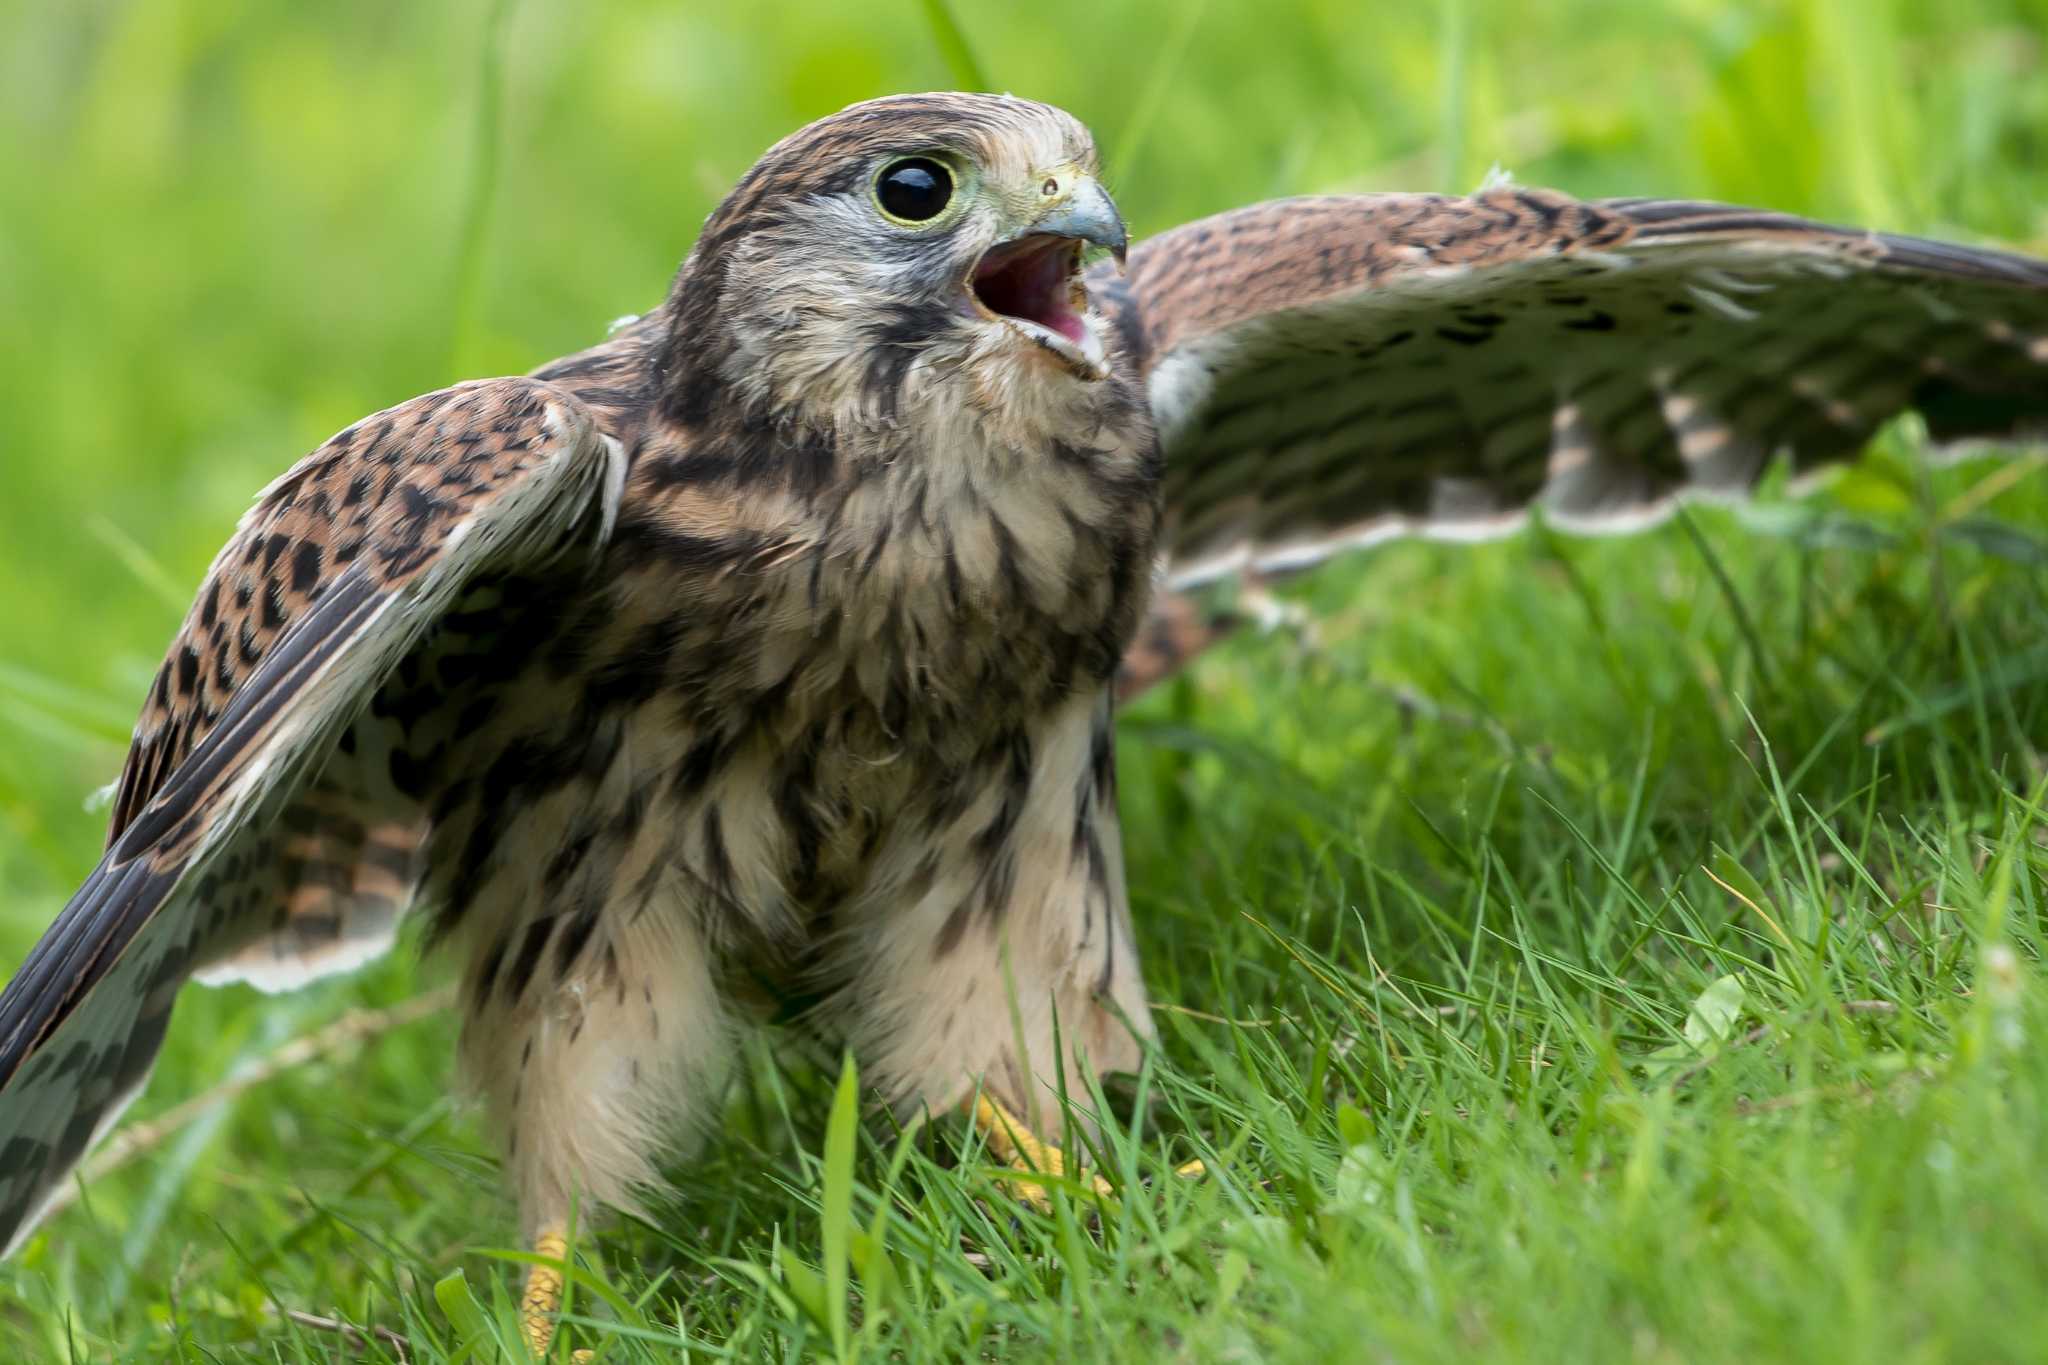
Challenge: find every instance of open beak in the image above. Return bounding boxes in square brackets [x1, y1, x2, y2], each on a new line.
[967, 176, 1126, 378]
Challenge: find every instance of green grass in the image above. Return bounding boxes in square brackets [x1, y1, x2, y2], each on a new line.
[3, 0, 2048, 1360]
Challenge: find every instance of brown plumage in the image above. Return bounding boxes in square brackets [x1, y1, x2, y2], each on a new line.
[2, 94, 2046, 1323]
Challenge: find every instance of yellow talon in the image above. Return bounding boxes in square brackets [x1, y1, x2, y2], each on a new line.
[970, 1094, 1116, 1207]
[969, 1095, 1211, 1208]
[521, 1228, 594, 1361]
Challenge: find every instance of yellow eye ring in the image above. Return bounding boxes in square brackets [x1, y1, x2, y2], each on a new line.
[874, 157, 955, 225]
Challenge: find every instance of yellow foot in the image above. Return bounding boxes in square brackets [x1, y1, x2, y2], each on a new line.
[971, 1094, 1115, 1209]
[970, 1095, 1209, 1210]
[521, 1228, 594, 1361]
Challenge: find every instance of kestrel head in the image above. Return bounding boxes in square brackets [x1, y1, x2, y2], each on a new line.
[662, 93, 1129, 433]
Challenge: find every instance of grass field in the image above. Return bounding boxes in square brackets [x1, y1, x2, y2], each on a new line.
[3, 1, 2047, 1360]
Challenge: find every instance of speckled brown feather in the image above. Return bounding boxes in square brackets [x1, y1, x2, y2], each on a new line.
[109, 381, 615, 843]
[1090, 188, 2048, 585]
[0, 378, 621, 1251]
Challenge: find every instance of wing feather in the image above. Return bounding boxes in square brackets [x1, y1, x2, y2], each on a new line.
[1092, 189, 2048, 588]
[0, 377, 625, 1254]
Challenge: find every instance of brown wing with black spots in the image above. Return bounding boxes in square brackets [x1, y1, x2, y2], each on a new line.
[109, 383, 575, 839]
[0, 377, 624, 1254]
[1090, 189, 2048, 589]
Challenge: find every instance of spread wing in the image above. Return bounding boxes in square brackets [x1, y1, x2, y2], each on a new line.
[0, 378, 625, 1254]
[1090, 189, 2048, 589]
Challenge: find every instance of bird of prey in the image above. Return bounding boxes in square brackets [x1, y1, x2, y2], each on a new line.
[2, 92, 2045, 1354]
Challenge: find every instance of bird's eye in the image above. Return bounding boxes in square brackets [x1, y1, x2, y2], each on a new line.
[874, 158, 954, 224]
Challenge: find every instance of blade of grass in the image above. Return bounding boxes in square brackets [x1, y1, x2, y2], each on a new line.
[915, 0, 990, 92]
[821, 1052, 857, 1363]
[448, 0, 519, 373]
[1109, 0, 1208, 183]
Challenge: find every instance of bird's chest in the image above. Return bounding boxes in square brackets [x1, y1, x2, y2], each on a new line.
[583, 418, 1158, 903]
[626, 416, 1154, 730]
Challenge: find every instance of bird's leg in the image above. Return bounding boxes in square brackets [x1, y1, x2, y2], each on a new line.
[520, 1225, 575, 1358]
[969, 1092, 1115, 1207]
[969, 1094, 1206, 1208]
[450, 818, 731, 1361]
[826, 691, 1207, 1208]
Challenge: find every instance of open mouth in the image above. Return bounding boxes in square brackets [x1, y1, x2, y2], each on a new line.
[968, 235, 1107, 377]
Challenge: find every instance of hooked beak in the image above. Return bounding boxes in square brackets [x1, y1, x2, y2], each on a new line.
[967, 174, 1125, 379]
[1031, 177, 1128, 266]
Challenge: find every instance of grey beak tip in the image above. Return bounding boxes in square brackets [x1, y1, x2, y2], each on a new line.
[1032, 180, 1128, 264]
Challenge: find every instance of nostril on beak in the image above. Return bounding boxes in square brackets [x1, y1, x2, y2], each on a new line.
[1032, 179, 1128, 265]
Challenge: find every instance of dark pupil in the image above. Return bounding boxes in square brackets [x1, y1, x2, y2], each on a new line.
[878, 158, 952, 221]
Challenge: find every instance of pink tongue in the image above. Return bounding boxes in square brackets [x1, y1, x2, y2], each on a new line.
[1020, 254, 1084, 343]
[981, 245, 1084, 344]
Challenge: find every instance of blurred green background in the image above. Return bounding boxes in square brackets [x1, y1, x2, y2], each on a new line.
[1, 0, 2044, 936]
[1, 1, 2046, 1358]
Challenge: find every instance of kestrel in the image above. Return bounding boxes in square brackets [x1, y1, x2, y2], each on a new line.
[3, 93, 2045, 1354]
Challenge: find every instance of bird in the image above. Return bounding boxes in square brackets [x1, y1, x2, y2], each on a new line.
[2, 90, 2045, 1355]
